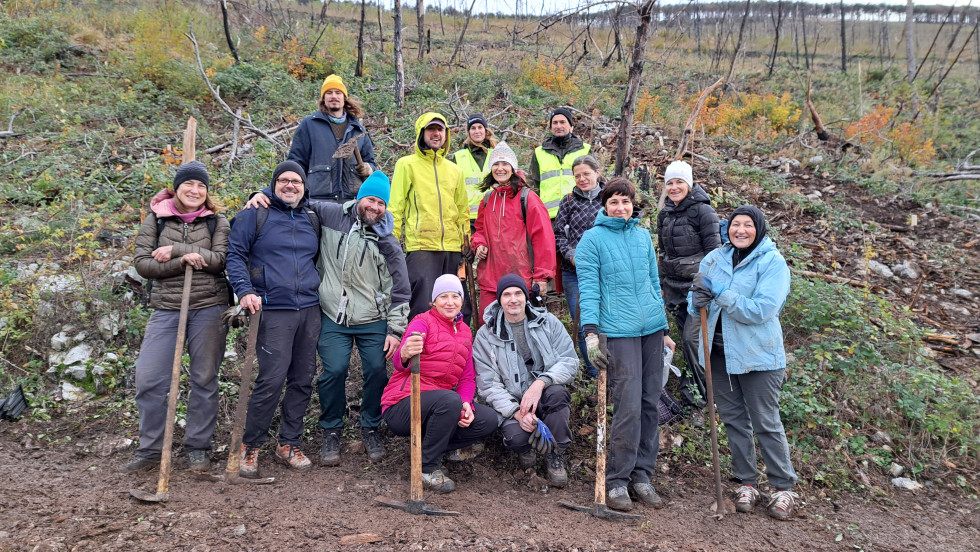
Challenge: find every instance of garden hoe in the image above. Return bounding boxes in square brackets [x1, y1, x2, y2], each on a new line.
[558, 335, 642, 521]
[700, 306, 735, 519]
[194, 309, 275, 486]
[376, 333, 459, 516]
[130, 265, 193, 503]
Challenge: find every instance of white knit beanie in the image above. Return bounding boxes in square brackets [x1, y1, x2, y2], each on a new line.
[487, 141, 519, 172]
[664, 161, 694, 189]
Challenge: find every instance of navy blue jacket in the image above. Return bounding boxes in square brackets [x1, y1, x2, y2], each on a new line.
[287, 111, 376, 201]
[226, 186, 321, 310]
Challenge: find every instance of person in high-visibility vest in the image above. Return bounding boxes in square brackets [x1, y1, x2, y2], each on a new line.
[527, 107, 592, 219]
[450, 113, 498, 223]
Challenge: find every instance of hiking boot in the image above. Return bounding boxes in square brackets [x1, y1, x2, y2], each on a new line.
[630, 482, 663, 508]
[187, 449, 210, 472]
[445, 442, 485, 462]
[120, 455, 158, 473]
[734, 485, 760, 513]
[362, 427, 385, 462]
[607, 486, 633, 512]
[517, 449, 537, 470]
[421, 469, 456, 493]
[767, 490, 799, 521]
[320, 430, 341, 467]
[690, 408, 706, 428]
[240, 444, 259, 479]
[275, 443, 312, 472]
[545, 451, 568, 487]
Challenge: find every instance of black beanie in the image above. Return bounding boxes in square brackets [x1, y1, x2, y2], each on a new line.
[550, 107, 573, 126]
[496, 273, 529, 303]
[467, 113, 488, 130]
[173, 160, 210, 190]
[729, 205, 768, 265]
[270, 160, 307, 189]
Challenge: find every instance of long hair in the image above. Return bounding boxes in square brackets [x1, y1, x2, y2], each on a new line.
[319, 95, 364, 119]
[462, 127, 498, 151]
[479, 170, 522, 196]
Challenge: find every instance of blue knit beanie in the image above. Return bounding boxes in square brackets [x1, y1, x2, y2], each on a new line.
[356, 170, 390, 205]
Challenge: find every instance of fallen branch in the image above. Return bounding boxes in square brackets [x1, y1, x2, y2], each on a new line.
[805, 71, 831, 141]
[204, 122, 297, 155]
[2, 151, 38, 167]
[795, 269, 887, 292]
[922, 332, 963, 346]
[0, 108, 26, 138]
[660, 77, 724, 208]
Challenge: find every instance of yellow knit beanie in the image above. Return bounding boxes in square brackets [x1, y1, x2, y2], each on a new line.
[320, 74, 348, 99]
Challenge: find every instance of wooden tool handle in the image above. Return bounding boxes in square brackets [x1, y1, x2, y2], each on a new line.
[409, 331, 423, 501]
[594, 334, 609, 505]
[157, 265, 194, 494]
[700, 306, 725, 514]
[226, 311, 261, 474]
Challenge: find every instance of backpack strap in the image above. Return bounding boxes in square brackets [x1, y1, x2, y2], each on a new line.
[521, 187, 534, 276]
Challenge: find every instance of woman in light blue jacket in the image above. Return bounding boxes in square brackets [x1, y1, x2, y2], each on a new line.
[576, 177, 675, 512]
[688, 205, 798, 521]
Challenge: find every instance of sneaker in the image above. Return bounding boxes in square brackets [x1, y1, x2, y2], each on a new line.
[545, 451, 568, 488]
[767, 489, 799, 520]
[362, 427, 385, 462]
[517, 449, 537, 470]
[734, 485, 760, 513]
[275, 443, 312, 472]
[690, 408, 706, 428]
[120, 455, 158, 473]
[239, 444, 259, 479]
[187, 449, 210, 472]
[421, 469, 456, 493]
[320, 430, 341, 467]
[445, 442, 485, 462]
[607, 486, 633, 511]
[629, 482, 663, 508]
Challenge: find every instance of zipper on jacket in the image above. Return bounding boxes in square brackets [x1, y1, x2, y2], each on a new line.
[433, 156, 446, 250]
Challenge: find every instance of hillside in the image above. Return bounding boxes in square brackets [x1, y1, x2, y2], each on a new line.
[1, 1, 978, 550]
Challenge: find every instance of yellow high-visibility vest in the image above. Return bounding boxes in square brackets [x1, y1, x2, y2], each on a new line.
[534, 143, 591, 218]
[453, 147, 493, 220]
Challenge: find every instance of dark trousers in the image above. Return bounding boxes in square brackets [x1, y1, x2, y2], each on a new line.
[562, 270, 596, 377]
[243, 306, 321, 447]
[383, 389, 496, 473]
[710, 340, 798, 490]
[316, 316, 388, 431]
[605, 331, 664, 490]
[405, 251, 470, 324]
[134, 305, 227, 458]
[668, 302, 707, 409]
[500, 385, 573, 454]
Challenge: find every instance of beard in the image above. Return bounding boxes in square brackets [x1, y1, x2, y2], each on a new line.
[357, 204, 384, 226]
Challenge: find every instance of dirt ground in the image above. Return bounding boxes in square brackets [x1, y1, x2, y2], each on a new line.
[1, 405, 978, 552]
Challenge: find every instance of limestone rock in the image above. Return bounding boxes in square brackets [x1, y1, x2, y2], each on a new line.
[61, 381, 93, 402]
[891, 477, 923, 490]
[49, 343, 93, 368]
[50, 332, 70, 352]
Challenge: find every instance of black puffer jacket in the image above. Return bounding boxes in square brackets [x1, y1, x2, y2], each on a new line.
[657, 185, 721, 307]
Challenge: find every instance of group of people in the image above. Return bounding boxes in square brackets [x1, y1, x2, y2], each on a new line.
[123, 74, 800, 520]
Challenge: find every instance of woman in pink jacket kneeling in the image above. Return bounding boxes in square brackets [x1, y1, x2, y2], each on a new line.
[381, 274, 497, 493]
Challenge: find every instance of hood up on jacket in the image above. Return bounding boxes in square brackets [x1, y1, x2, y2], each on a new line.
[149, 188, 214, 219]
[414, 112, 453, 159]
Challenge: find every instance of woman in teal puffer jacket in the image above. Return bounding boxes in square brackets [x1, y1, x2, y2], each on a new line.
[688, 205, 798, 521]
[576, 177, 676, 512]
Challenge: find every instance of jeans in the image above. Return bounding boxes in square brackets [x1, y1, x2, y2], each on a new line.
[561, 270, 596, 377]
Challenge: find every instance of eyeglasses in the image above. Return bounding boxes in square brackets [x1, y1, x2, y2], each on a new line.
[276, 178, 303, 187]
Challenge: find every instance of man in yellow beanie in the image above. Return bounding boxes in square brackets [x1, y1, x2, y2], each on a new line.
[288, 74, 376, 204]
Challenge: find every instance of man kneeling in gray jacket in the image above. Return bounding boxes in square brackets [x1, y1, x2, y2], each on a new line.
[473, 274, 579, 487]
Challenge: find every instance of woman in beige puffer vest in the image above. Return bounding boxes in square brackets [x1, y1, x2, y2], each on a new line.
[122, 161, 231, 474]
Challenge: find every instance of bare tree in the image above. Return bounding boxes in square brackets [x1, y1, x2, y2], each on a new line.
[906, 0, 917, 83]
[220, 0, 241, 64]
[839, 0, 846, 73]
[766, 0, 783, 77]
[725, 0, 751, 89]
[449, 0, 479, 65]
[377, 0, 384, 52]
[417, 0, 426, 61]
[614, 0, 657, 177]
[356, 0, 366, 76]
[394, 0, 405, 107]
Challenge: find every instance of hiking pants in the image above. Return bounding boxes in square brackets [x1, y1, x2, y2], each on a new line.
[500, 384, 573, 454]
[316, 316, 388, 431]
[383, 389, 496, 473]
[710, 338, 798, 490]
[605, 331, 664, 490]
[668, 302, 707, 409]
[243, 306, 321, 447]
[405, 251, 471, 325]
[134, 305, 227, 458]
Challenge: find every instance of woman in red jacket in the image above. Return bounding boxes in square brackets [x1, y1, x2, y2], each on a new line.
[470, 141, 556, 325]
[380, 274, 497, 493]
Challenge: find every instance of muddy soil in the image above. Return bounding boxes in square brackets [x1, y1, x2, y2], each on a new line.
[1, 405, 977, 552]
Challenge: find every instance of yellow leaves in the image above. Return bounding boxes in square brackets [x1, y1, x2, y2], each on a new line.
[519, 59, 579, 100]
[160, 145, 182, 166]
[844, 105, 935, 166]
[693, 92, 800, 139]
[635, 92, 663, 124]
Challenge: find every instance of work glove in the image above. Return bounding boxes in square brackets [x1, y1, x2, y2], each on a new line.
[221, 305, 249, 328]
[585, 333, 608, 372]
[355, 163, 372, 179]
[528, 420, 556, 455]
[690, 273, 718, 309]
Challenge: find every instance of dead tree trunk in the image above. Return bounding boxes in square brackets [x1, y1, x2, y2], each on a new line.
[220, 0, 241, 64]
[394, 0, 405, 108]
[905, 0, 917, 83]
[725, 0, 751, 89]
[695, 0, 702, 59]
[356, 0, 366, 76]
[603, 6, 624, 67]
[806, 72, 831, 141]
[377, 1, 384, 52]
[614, 0, 657, 177]
[417, 0, 425, 61]
[801, 6, 810, 69]
[766, 0, 783, 77]
[839, 0, 846, 73]
[449, 0, 478, 65]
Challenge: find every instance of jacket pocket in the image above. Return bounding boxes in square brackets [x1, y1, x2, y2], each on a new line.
[307, 164, 334, 196]
[249, 266, 266, 295]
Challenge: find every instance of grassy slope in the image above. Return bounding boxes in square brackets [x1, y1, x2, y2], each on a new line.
[0, 1, 977, 493]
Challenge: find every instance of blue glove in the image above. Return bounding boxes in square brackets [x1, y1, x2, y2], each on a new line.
[528, 420, 556, 455]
